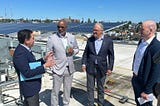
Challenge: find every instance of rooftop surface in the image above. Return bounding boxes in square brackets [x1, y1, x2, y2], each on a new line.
[1, 43, 157, 106]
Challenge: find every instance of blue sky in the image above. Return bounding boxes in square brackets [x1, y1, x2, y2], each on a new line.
[0, 0, 160, 22]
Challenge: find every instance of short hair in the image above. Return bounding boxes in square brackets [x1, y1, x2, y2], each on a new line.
[95, 22, 104, 31]
[17, 29, 33, 44]
[58, 19, 67, 27]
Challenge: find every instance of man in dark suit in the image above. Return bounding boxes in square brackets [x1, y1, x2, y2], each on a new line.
[132, 20, 160, 106]
[81, 23, 114, 106]
[13, 29, 55, 106]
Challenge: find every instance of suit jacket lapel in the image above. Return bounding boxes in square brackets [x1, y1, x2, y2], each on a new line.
[143, 37, 155, 57]
[92, 37, 96, 54]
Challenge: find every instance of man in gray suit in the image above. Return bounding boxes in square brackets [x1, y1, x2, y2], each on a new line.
[47, 19, 79, 106]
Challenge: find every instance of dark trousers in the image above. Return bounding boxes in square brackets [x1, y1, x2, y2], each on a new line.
[132, 76, 152, 106]
[24, 93, 39, 106]
[87, 66, 106, 106]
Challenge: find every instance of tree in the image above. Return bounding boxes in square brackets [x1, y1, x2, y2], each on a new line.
[93, 19, 97, 23]
[87, 18, 91, 23]
[156, 22, 159, 30]
[44, 18, 52, 23]
[69, 16, 71, 20]
[19, 18, 25, 22]
[81, 18, 84, 23]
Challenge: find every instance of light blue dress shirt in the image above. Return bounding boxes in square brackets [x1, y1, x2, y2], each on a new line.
[133, 36, 155, 75]
[94, 35, 104, 64]
[95, 35, 104, 54]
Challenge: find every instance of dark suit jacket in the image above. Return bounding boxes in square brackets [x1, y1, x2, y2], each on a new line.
[82, 36, 114, 76]
[13, 44, 45, 97]
[133, 37, 160, 94]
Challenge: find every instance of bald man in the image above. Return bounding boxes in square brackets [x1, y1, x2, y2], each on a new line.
[82, 23, 114, 106]
[132, 20, 160, 106]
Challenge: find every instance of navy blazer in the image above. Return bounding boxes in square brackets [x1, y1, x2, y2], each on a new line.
[13, 44, 45, 97]
[133, 37, 160, 94]
[82, 36, 114, 76]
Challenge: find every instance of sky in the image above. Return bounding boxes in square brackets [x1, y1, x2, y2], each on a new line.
[0, 0, 160, 23]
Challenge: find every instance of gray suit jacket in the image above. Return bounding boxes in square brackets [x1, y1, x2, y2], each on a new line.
[47, 32, 79, 75]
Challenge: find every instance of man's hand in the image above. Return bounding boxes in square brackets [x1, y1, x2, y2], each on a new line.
[106, 70, 112, 76]
[82, 65, 86, 72]
[44, 51, 53, 61]
[44, 57, 55, 68]
[66, 47, 73, 54]
[141, 92, 149, 100]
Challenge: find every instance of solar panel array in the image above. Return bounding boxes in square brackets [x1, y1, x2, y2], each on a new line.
[0, 22, 124, 34]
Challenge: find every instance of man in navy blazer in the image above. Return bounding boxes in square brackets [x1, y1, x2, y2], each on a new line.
[132, 20, 160, 106]
[13, 29, 55, 106]
[82, 23, 114, 106]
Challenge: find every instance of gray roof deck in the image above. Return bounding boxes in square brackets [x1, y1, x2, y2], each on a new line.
[0, 43, 158, 106]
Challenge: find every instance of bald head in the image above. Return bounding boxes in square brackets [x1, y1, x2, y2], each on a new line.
[58, 19, 67, 27]
[57, 19, 67, 36]
[140, 20, 157, 40]
[143, 20, 157, 32]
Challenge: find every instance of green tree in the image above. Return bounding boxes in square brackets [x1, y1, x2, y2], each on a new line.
[156, 22, 159, 30]
[44, 18, 52, 23]
[87, 18, 91, 23]
[93, 19, 97, 23]
[69, 16, 71, 20]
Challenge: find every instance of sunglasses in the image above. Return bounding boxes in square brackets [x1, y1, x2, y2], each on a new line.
[57, 26, 65, 29]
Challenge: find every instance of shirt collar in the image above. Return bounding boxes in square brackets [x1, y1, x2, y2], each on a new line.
[57, 32, 67, 38]
[96, 35, 104, 40]
[20, 44, 31, 52]
[142, 35, 155, 45]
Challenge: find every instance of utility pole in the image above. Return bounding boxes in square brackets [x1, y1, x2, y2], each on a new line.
[4, 8, 7, 19]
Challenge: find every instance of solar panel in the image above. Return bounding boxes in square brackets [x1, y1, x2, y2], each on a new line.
[0, 22, 125, 34]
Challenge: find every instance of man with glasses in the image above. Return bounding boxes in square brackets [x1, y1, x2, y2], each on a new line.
[47, 19, 79, 106]
[82, 23, 114, 106]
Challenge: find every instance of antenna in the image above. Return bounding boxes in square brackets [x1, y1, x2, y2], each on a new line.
[4, 8, 7, 19]
[10, 8, 13, 19]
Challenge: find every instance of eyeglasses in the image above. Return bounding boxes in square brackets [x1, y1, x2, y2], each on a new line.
[57, 26, 65, 29]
